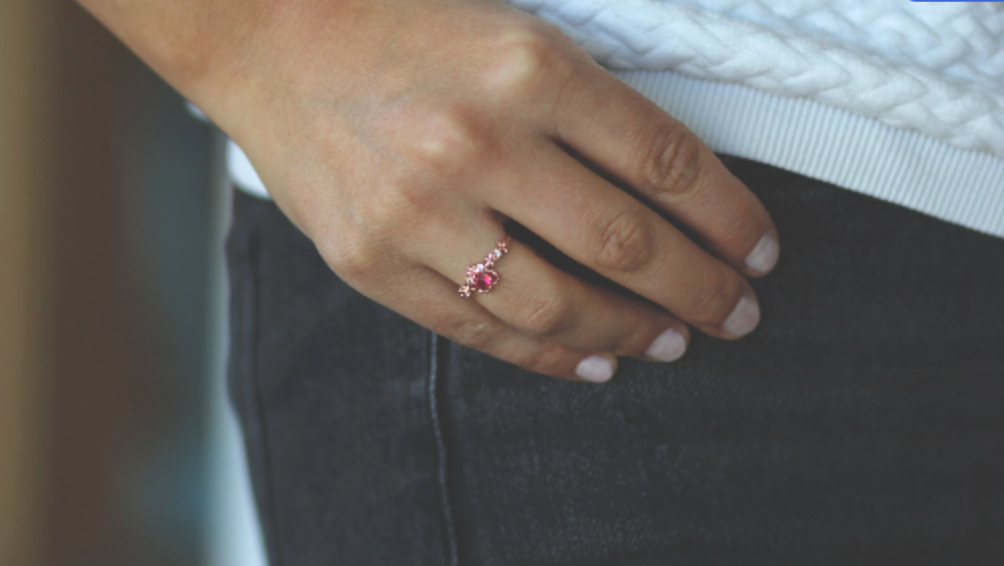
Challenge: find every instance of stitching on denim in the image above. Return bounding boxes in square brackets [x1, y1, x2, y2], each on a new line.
[428, 332, 460, 566]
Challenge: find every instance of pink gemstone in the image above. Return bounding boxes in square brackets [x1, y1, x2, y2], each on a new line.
[473, 270, 496, 291]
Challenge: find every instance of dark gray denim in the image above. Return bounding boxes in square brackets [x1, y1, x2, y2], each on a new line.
[225, 156, 1004, 566]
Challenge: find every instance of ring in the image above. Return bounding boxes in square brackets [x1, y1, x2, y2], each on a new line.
[458, 234, 512, 298]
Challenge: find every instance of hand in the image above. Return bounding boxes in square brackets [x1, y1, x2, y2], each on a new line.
[83, 0, 780, 382]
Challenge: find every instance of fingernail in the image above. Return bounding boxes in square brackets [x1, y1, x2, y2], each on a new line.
[576, 354, 616, 383]
[723, 294, 760, 336]
[645, 328, 687, 362]
[745, 232, 780, 274]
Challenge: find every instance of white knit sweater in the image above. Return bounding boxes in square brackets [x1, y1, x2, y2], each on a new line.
[229, 0, 1004, 238]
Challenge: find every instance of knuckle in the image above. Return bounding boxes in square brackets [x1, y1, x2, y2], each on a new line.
[512, 341, 567, 376]
[384, 176, 441, 218]
[317, 230, 379, 281]
[482, 28, 569, 101]
[688, 271, 742, 326]
[449, 318, 497, 351]
[397, 104, 488, 176]
[516, 294, 576, 337]
[594, 210, 655, 272]
[352, 179, 424, 241]
[639, 123, 702, 200]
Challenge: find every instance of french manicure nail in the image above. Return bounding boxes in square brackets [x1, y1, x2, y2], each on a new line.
[745, 233, 780, 274]
[723, 294, 761, 336]
[645, 328, 687, 362]
[576, 354, 615, 383]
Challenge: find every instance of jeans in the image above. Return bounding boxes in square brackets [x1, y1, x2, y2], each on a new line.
[225, 155, 1004, 565]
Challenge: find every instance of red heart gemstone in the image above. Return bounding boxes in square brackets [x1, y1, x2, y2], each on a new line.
[472, 270, 497, 291]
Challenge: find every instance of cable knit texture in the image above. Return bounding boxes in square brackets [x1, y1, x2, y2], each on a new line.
[508, 0, 1004, 157]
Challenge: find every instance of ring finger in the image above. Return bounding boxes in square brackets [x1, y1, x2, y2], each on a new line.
[368, 264, 620, 382]
[416, 212, 692, 363]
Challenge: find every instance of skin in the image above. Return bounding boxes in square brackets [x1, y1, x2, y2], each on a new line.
[76, 0, 780, 382]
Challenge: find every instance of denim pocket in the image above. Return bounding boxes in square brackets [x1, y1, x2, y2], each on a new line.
[223, 190, 283, 565]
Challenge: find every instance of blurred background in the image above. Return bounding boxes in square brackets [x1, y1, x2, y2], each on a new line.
[2, 1, 266, 564]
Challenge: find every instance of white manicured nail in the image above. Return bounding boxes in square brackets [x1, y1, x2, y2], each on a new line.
[645, 328, 687, 362]
[745, 233, 780, 274]
[576, 354, 615, 383]
[723, 294, 760, 336]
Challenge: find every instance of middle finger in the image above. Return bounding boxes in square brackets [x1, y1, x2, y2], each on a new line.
[485, 140, 761, 339]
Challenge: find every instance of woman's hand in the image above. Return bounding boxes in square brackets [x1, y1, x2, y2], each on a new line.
[80, 0, 780, 382]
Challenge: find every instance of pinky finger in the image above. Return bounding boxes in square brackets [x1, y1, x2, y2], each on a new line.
[376, 265, 618, 383]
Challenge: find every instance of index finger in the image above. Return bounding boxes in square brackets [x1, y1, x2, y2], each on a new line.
[548, 64, 780, 277]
